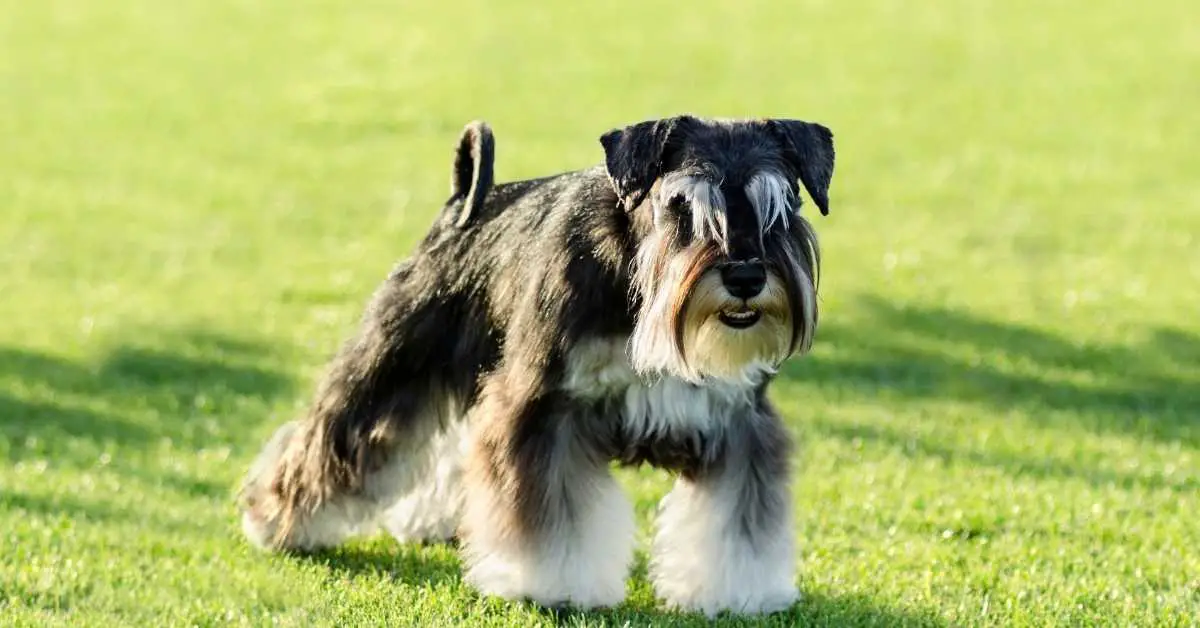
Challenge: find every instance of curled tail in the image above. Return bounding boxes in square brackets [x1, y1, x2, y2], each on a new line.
[449, 120, 495, 228]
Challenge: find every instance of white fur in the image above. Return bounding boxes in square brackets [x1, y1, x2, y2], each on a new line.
[621, 374, 743, 441]
[242, 492, 379, 551]
[651, 475, 799, 616]
[744, 170, 796, 233]
[458, 339, 763, 609]
[382, 417, 468, 542]
[563, 337, 757, 438]
[241, 396, 464, 551]
[461, 465, 635, 609]
[241, 421, 299, 548]
[560, 335, 645, 399]
[628, 229, 694, 379]
[658, 173, 728, 244]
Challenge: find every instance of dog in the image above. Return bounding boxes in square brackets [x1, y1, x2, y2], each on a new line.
[238, 115, 835, 616]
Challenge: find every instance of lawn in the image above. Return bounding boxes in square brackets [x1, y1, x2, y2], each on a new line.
[1, 0, 1198, 625]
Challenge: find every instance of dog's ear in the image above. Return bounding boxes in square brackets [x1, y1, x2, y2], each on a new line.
[767, 120, 835, 216]
[599, 116, 697, 211]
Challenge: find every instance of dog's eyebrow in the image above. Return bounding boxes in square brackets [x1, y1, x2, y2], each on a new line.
[744, 170, 795, 233]
[659, 172, 728, 246]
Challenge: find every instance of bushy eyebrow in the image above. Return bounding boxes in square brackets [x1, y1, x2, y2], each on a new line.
[657, 169, 796, 248]
[744, 170, 795, 233]
[658, 172, 727, 245]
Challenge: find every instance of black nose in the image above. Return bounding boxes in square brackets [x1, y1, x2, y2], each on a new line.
[719, 261, 766, 299]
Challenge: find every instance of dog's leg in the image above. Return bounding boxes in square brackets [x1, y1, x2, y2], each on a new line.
[459, 374, 634, 610]
[650, 404, 799, 616]
[380, 415, 468, 544]
[238, 267, 458, 552]
[238, 391, 454, 553]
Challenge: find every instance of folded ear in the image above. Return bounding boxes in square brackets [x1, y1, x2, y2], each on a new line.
[767, 120, 835, 216]
[599, 115, 697, 210]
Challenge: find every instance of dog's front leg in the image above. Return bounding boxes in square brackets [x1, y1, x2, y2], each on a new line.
[459, 373, 634, 610]
[650, 405, 800, 616]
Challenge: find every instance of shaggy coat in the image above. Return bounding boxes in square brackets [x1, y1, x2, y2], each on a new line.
[239, 115, 835, 616]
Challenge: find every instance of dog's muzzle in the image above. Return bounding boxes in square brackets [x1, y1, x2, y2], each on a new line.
[716, 260, 767, 329]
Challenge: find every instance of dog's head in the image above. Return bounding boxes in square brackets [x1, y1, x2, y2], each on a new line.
[601, 116, 834, 384]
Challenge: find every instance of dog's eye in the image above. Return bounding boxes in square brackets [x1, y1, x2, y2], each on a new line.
[667, 196, 694, 244]
[667, 195, 690, 216]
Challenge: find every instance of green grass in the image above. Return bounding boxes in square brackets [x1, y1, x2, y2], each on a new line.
[2, 0, 1198, 625]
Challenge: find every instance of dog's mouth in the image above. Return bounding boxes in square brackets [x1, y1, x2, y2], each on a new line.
[717, 307, 762, 329]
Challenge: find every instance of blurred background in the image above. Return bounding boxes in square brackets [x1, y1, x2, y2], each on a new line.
[1, 0, 1197, 625]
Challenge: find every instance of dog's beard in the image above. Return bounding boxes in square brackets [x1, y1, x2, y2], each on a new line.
[630, 231, 818, 385]
[676, 270, 793, 382]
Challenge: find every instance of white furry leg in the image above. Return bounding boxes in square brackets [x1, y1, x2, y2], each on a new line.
[382, 419, 468, 543]
[239, 403, 451, 552]
[651, 478, 798, 615]
[650, 414, 799, 616]
[461, 469, 635, 609]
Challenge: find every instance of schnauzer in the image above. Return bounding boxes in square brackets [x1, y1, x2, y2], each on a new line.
[238, 115, 835, 616]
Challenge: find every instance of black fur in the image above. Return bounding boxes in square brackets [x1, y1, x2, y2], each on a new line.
[767, 120, 835, 216]
[599, 115, 700, 211]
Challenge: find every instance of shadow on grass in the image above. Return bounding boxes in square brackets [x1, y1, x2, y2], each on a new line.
[0, 394, 150, 446]
[297, 540, 462, 589]
[781, 296, 1200, 446]
[0, 329, 295, 458]
[0, 491, 207, 536]
[541, 589, 945, 627]
[303, 544, 945, 626]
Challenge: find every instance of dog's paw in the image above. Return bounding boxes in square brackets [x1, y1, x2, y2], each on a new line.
[239, 495, 361, 553]
[467, 575, 627, 611]
[464, 554, 626, 610]
[240, 505, 283, 550]
[238, 482, 310, 552]
[664, 588, 800, 617]
[655, 579, 800, 617]
[526, 585, 626, 612]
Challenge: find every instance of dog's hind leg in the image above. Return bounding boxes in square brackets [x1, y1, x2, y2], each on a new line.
[237, 267, 463, 552]
[379, 412, 469, 545]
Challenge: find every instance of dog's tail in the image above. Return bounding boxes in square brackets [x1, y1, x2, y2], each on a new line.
[448, 120, 495, 228]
